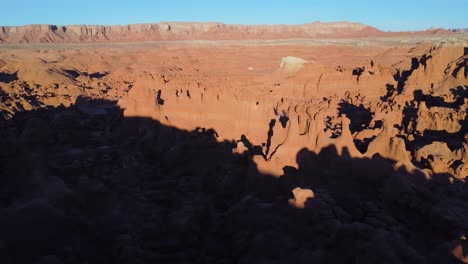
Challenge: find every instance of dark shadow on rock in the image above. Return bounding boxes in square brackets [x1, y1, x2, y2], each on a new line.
[414, 88, 466, 109]
[0, 71, 18, 83]
[277, 146, 468, 264]
[156, 89, 165, 105]
[403, 87, 468, 153]
[63, 69, 80, 79]
[87, 71, 109, 79]
[401, 102, 418, 135]
[338, 100, 373, 134]
[0, 97, 466, 263]
[352, 67, 364, 83]
[451, 85, 468, 105]
[264, 118, 276, 158]
[394, 57, 421, 94]
[338, 100, 374, 153]
[381, 83, 397, 102]
[279, 114, 289, 128]
[63, 69, 109, 80]
[451, 57, 467, 79]
[239, 134, 264, 156]
[413, 129, 466, 151]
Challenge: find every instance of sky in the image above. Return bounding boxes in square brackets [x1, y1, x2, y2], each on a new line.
[1, 0, 467, 31]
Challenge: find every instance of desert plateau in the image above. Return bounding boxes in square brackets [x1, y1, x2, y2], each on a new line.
[0, 21, 467, 263]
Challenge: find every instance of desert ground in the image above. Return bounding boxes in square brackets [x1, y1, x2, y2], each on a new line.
[0, 23, 467, 263]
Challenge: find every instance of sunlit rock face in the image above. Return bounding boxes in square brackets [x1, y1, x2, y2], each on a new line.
[0, 27, 467, 263]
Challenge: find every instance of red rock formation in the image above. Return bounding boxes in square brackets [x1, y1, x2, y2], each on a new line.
[0, 22, 455, 44]
[0, 34, 466, 178]
[288, 187, 315, 209]
[0, 30, 467, 263]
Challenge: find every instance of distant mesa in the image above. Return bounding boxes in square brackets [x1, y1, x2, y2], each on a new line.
[0, 22, 456, 44]
[449, 28, 468, 33]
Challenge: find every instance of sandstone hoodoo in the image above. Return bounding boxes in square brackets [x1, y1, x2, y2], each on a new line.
[0, 22, 467, 263]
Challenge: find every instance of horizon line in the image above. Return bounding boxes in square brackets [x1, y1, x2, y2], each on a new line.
[0, 21, 462, 32]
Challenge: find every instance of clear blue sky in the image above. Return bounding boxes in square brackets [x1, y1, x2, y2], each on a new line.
[1, 0, 467, 31]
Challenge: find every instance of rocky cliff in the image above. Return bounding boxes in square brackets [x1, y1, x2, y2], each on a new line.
[0, 22, 452, 43]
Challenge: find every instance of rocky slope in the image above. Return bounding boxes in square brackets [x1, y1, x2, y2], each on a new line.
[0, 36, 467, 262]
[0, 22, 453, 43]
[1, 97, 468, 263]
